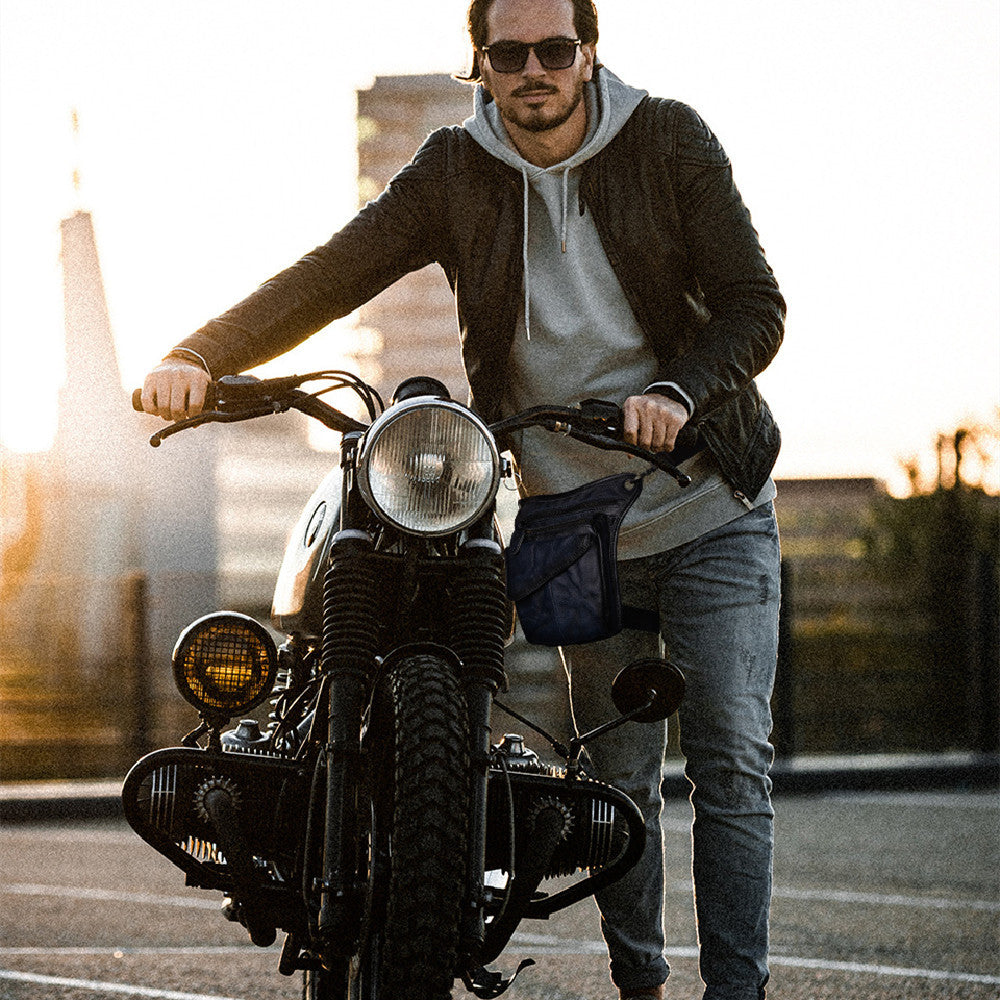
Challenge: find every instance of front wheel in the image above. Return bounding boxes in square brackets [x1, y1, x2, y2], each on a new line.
[306, 653, 470, 1000]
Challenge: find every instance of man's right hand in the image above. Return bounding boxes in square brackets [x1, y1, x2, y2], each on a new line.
[140, 359, 211, 421]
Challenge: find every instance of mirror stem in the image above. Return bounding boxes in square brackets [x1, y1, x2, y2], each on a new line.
[566, 689, 658, 775]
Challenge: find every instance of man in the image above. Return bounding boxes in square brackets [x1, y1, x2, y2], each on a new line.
[142, 2, 784, 997]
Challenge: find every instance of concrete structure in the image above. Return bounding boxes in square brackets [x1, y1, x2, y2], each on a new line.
[213, 75, 479, 616]
[352, 74, 474, 403]
[0, 210, 220, 769]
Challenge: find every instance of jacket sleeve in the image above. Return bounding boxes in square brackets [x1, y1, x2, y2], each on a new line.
[659, 103, 785, 418]
[174, 130, 453, 377]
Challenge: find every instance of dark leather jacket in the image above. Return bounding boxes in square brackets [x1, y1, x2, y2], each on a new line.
[179, 95, 785, 500]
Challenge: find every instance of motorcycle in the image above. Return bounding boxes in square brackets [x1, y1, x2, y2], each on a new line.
[122, 370, 688, 999]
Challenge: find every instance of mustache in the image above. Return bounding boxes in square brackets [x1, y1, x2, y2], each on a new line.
[512, 84, 559, 97]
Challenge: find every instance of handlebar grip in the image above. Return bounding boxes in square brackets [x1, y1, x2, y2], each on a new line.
[131, 384, 219, 412]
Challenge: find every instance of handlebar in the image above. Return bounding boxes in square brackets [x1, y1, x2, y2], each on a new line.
[132, 373, 368, 447]
[132, 372, 692, 485]
[132, 386, 219, 412]
[491, 402, 693, 486]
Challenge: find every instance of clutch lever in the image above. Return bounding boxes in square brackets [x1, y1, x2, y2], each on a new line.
[147, 402, 286, 447]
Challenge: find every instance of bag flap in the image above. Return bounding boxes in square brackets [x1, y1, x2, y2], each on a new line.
[513, 472, 643, 532]
[505, 527, 596, 602]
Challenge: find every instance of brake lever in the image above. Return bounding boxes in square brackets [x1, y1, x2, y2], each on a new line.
[489, 406, 692, 487]
[566, 427, 692, 487]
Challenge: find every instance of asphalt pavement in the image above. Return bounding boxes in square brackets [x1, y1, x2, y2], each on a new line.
[1, 780, 997, 1000]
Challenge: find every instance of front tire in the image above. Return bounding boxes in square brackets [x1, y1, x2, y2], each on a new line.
[378, 654, 469, 997]
[305, 653, 470, 1000]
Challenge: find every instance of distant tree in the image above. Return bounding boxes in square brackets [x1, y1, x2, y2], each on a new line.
[866, 423, 999, 751]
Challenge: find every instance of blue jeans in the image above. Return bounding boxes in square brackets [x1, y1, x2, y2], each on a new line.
[560, 503, 780, 999]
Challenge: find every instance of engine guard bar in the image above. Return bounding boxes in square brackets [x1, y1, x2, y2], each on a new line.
[496, 771, 647, 920]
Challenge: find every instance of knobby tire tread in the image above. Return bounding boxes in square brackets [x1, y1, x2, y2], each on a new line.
[380, 654, 470, 999]
[306, 654, 470, 1000]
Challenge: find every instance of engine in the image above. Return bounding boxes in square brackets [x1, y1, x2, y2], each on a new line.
[484, 734, 636, 880]
[122, 744, 309, 898]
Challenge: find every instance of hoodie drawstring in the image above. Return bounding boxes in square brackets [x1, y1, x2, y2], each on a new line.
[560, 167, 570, 254]
[521, 166, 531, 340]
[521, 165, 572, 341]
[464, 70, 649, 346]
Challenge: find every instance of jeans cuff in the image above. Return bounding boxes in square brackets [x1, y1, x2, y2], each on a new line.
[609, 957, 669, 992]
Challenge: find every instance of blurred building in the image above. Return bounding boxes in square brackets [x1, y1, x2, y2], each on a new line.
[352, 74, 473, 404]
[0, 210, 220, 771]
[216, 73, 477, 617]
[216, 413, 336, 615]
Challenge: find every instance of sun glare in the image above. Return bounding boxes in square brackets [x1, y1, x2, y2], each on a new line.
[0, 0, 996, 487]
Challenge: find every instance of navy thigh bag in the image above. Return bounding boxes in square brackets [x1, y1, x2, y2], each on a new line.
[504, 472, 659, 647]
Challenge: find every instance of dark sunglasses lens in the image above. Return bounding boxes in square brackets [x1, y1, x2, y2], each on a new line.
[488, 42, 529, 72]
[487, 40, 578, 73]
[536, 40, 578, 69]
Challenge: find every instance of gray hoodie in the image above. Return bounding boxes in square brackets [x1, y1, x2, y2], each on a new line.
[464, 68, 774, 558]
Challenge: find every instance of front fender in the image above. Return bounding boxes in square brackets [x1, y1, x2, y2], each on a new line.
[380, 642, 465, 678]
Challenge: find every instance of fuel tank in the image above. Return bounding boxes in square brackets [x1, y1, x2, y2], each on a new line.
[271, 467, 341, 637]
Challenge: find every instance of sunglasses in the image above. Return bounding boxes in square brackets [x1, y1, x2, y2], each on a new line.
[481, 36, 582, 74]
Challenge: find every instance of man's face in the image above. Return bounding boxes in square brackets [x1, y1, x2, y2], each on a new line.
[479, 0, 596, 136]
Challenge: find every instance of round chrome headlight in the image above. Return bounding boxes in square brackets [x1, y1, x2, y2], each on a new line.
[357, 397, 500, 536]
[172, 612, 278, 719]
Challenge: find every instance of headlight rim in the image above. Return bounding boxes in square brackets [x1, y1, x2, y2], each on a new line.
[356, 396, 500, 537]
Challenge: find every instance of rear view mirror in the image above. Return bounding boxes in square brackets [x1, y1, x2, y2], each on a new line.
[611, 658, 685, 723]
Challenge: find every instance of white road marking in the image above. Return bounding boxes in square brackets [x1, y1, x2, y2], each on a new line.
[0, 947, 274, 956]
[0, 883, 218, 909]
[2, 943, 996, 990]
[661, 818, 691, 832]
[6, 876, 997, 918]
[822, 791, 999, 809]
[665, 879, 999, 912]
[766, 953, 1000, 986]
[0, 969, 247, 1000]
[509, 934, 1000, 985]
[771, 884, 1000, 912]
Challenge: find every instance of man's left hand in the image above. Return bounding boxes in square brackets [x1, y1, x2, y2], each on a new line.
[623, 394, 689, 453]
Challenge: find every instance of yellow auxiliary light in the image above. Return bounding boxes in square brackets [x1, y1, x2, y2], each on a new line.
[172, 612, 278, 720]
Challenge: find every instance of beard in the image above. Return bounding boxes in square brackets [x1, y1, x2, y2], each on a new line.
[495, 76, 587, 134]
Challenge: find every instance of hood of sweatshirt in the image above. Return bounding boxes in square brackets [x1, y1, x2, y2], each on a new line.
[464, 65, 647, 338]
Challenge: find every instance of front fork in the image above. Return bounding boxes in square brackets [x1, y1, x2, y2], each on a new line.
[452, 519, 511, 964]
[462, 680, 494, 959]
[316, 432, 377, 954]
[314, 453, 509, 969]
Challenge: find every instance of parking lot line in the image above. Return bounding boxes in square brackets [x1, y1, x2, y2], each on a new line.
[3, 943, 997, 990]
[771, 884, 1000, 911]
[10, 877, 997, 916]
[0, 946, 275, 956]
[508, 933, 999, 986]
[0, 969, 246, 1000]
[823, 791, 999, 809]
[766, 954, 1000, 987]
[0, 882, 217, 909]
[666, 879, 999, 912]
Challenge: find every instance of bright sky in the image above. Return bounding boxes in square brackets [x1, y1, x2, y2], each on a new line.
[1, 0, 997, 492]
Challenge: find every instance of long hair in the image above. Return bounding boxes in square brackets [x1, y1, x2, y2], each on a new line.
[456, 0, 599, 83]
